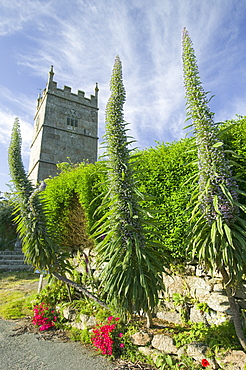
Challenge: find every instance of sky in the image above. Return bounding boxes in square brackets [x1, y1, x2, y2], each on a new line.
[1, 0, 246, 193]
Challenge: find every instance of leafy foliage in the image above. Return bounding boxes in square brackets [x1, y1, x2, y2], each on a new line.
[32, 279, 72, 306]
[0, 198, 17, 250]
[135, 139, 197, 260]
[42, 118, 246, 265]
[171, 321, 240, 351]
[155, 353, 202, 370]
[43, 161, 105, 253]
[219, 116, 246, 190]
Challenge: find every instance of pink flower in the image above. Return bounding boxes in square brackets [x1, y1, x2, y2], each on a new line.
[39, 322, 54, 331]
[91, 316, 122, 356]
[119, 343, 124, 348]
[32, 303, 58, 331]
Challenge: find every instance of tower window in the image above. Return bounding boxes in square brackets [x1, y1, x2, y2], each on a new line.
[67, 117, 78, 127]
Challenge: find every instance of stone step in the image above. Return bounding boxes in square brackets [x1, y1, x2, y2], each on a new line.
[0, 254, 25, 261]
[0, 259, 27, 265]
[0, 246, 32, 272]
[0, 250, 24, 255]
[0, 264, 31, 272]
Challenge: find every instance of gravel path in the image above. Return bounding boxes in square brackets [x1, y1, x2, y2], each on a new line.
[0, 319, 116, 370]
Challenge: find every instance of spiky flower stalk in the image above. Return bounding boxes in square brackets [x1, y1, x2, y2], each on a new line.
[182, 29, 239, 225]
[94, 56, 164, 322]
[182, 28, 246, 349]
[105, 57, 145, 247]
[8, 118, 56, 271]
[8, 118, 33, 199]
[8, 118, 108, 308]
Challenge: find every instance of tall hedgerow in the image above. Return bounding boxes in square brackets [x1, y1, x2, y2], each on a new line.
[135, 138, 197, 261]
[182, 28, 246, 349]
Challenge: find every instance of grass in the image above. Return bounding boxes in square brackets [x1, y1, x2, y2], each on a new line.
[0, 270, 45, 319]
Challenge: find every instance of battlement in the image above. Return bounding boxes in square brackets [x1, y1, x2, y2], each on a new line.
[36, 66, 99, 109]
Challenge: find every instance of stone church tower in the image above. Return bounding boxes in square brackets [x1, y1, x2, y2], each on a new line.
[28, 66, 99, 184]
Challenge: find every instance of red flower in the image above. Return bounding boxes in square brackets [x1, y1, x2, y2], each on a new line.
[201, 359, 210, 367]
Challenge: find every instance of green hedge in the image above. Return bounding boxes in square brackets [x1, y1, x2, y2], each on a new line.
[43, 161, 106, 253]
[43, 116, 246, 262]
[0, 199, 17, 250]
[135, 138, 197, 260]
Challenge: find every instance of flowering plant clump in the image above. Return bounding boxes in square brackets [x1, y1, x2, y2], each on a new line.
[32, 302, 58, 331]
[91, 316, 124, 356]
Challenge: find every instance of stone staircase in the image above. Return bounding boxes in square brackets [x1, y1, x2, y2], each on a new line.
[0, 242, 31, 272]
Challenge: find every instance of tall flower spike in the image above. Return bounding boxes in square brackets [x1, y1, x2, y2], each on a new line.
[182, 28, 246, 350]
[93, 56, 164, 323]
[182, 28, 239, 225]
[105, 56, 144, 250]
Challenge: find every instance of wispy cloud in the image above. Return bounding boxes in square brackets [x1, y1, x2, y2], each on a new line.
[0, 86, 35, 149]
[0, 106, 33, 155]
[10, 0, 245, 143]
[0, 0, 52, 36]
[0, 0, 246, 192]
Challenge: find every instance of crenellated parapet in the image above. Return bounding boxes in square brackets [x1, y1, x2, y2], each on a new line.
[36, 66, 98, 112]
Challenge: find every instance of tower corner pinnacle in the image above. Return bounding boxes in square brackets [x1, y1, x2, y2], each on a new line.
[47, 65, 55, 90]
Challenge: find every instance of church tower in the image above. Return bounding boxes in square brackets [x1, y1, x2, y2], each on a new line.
[28, 66, 99, 184]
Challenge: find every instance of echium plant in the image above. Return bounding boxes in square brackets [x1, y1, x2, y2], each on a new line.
[8, 118, 57, 271]
[182, 28, 246, 349]
[8, 118, 110, 309]
[93, 56, 164, 325]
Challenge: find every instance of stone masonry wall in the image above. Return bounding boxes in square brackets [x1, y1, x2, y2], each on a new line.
[158, 265, 246, 326]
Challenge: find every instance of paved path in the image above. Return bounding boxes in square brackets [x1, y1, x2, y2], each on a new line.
[0, 319, 116, 370]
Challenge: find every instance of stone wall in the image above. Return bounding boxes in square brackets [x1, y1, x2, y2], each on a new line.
[157, 265, 246, 327]
[62, 303, 246, 370]
[66, 257, 246, 368]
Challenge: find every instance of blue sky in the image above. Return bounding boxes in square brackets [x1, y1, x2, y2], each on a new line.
[1, 0, 246, 193]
